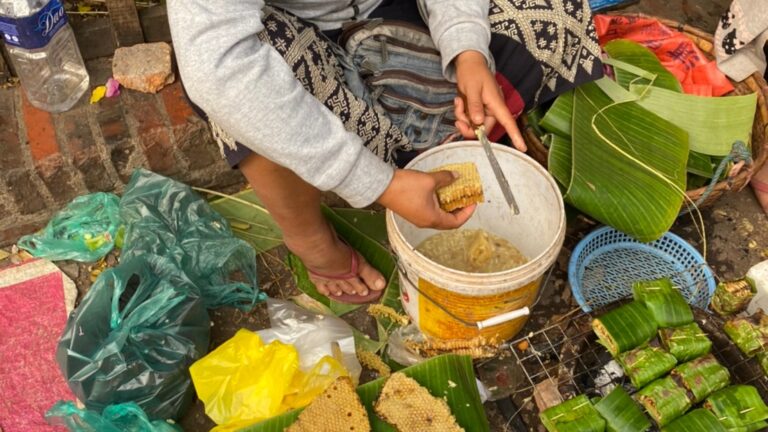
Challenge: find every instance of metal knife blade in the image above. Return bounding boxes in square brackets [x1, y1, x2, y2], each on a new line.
[475, 125, 520, 215]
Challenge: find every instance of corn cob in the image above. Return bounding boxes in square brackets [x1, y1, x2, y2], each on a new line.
[432, 163, 484, 212]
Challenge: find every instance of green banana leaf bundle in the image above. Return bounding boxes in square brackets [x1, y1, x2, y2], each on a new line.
[758, 352, 768, 376]
[592, 302, 658, 356]
[617, 346, 677, 389]
[724, 317, 766, 358]
[660, 409, 727, 432]
[540, 394, 606, 432]
[633, 279, 694, 328]
[659, 322, 712, 362]
[636, 376, 692, 427]
[711, 279, 757, 317]
[670, 354, 731, 403]
[704, 385, 768, 432]
[594, 386, 651, 432]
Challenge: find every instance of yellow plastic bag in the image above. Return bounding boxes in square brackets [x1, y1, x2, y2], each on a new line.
[189, 329, 348, 431]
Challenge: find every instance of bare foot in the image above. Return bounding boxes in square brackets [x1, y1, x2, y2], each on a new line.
[751, 163, 768, 214]
[284, 221, 386, 301]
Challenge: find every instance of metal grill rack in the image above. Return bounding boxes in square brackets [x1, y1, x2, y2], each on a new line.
[494, 307, 768, 430]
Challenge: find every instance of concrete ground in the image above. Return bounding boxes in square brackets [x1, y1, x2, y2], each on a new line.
[3, 0, 765, 430]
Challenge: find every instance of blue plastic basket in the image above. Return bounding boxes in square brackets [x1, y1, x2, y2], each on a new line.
[589, 0, 636, 12]
[569, 226, 716, 312]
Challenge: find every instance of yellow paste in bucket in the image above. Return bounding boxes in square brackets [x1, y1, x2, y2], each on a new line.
[416, 229, 528, 273]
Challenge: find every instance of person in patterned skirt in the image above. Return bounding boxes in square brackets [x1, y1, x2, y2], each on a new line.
[167, 0, 602, 304]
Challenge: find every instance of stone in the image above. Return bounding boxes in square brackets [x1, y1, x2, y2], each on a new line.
[112, 42, 175, 94]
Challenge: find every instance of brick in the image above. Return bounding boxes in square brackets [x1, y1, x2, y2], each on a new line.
[95, 97, 131, 147]
[160, 82, 196, 127]
[56, 107, 96, 163]
[36, 155, 81, 205]
[125, 91, 165, 132]
[0, 88, 23, 170]
[5, 169, 46, 214]
[110, 143, 136, 183]
[75, 153, 116, 191]
[174, 121, 219, 170]
[20, 93, 59, 163]
[140, 128, 177, 175]
[0, 220, 47, 247]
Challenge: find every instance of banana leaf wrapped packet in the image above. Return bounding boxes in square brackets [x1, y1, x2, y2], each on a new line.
[593, 386, 650, 432]
[724, 317, 766, 357]
[704, 385, 768, 432]
[636, 376, 692, 427]
[659, 322, 712, 362]
[540, 394, 606, 432]
[711, 279, 756, 317]
[670, 354, 730, 403]
[633, 279, 693, 328]
[592, 302, 657, 356]
[660, 408, 727, 432]
[617, 346, 676, 389]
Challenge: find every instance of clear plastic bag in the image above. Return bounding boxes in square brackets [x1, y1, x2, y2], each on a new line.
[45, 401, 181, 432]
[56, 254, 211, 421]
[18, 192, 122, 262]
[259, 299, 362, 383]
[119, 169, 265, 310]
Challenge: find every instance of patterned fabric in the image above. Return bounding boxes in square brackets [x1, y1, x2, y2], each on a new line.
[715, 0, 768, 82]
[488, 0, 602, 106]
[211, 6, 411, 166]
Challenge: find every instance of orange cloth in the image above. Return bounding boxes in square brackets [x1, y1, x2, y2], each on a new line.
[595, 15, 734, 97]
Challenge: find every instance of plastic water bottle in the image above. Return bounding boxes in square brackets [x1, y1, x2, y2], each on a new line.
[0, 0, 89, 112]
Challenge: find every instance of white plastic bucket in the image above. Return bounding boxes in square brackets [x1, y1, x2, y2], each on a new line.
[386, 141, 566, 341]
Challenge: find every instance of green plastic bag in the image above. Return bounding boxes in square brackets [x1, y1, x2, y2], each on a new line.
[18, 193, 122, 262]
[120, 169, 265, 310]
[56, 254, 211, 420]
[45, 401, 181, 432]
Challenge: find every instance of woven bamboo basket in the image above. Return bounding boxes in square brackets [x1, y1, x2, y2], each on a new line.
[520, 14, 768, 209]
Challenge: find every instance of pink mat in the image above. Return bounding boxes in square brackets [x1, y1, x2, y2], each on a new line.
[0, 259, 77, 432]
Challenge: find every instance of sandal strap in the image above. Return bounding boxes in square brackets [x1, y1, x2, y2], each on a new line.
[306, 246, 359, 281]
[752, 178, 768, 194]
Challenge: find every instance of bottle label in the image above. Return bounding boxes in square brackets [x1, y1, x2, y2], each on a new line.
[0, 0, 69, 50]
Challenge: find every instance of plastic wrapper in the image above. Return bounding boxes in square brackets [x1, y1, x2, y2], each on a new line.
[18, 192, 122, 262]
[120, 169, 265, 310]
[670, 354, 730, 403]
[45, 401, 180, 432]
[260, 299, 362, 383]
[56, 254, 210, 420]
[386, 324, 428, 367]
[189, 329, 349, 431]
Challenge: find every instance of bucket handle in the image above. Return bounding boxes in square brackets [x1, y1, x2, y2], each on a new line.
[395, 257, 532, 330]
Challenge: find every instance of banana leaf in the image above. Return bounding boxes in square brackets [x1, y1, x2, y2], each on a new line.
[594, 386, 651, 432]
[592, 302, 658, 356]
[632, 279, 693, 328]
[687, 151, 715, 179]
[711, 279, 756, 317]
[758, 352, 768, 376]
[617, 346, 677, 389]
[629, 84, 757, 157]
[540, 90, 574, 139]
[562, 79, 688, 242]
[540, 394, 606, 432]
[660, 409, 727, 432]
[603, 39, 683, 92]
[239, 354, 489, 432]
[526, 106, 547, 138]
[724, 317, 765, 357]
[637, 376, 692, 427]
[704, 385, 768, 431]
[209, 189, 284, 253]
[546, 134, 573, 191]
[671, 354, 730, 403]
[659, 322, 712, 362]
[332, 208, 388, 246]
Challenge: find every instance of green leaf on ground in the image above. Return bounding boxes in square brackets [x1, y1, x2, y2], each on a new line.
[209, 190, 284, 253]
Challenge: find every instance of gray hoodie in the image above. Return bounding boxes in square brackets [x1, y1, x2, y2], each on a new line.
[168, 0, 491, 207]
